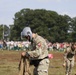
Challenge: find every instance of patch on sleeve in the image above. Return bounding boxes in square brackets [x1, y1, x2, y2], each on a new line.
[37, 42, 41, 47]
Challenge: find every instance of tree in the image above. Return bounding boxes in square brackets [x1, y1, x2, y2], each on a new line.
[0, 25, 3, 39]
[71, 17, 76, 42]
[11, 8, 72, 42]
[0, 24, 10, 40]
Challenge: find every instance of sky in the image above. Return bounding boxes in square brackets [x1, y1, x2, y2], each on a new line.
[0, 0, 76, 26]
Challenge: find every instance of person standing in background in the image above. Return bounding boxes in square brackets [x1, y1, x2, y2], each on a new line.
[63, 42, 76, 75]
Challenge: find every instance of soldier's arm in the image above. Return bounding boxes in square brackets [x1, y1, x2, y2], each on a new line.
[63, 50, 67, 62]
[62, 50, 67, 67]
[27, 42, 44, 58]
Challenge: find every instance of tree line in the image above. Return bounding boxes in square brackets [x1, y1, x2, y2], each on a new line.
[0, 8, 76, 42]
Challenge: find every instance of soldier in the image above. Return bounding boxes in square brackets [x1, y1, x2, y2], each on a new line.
[19, 27, 49, 75]
[63, 42, 76, 75]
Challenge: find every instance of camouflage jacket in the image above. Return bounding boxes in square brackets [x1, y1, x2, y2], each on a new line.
[27, 33, 48, 60]
[64, 46, 76, 60]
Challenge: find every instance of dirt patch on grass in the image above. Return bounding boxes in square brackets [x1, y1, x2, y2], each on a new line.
[0, 50, 76, 62]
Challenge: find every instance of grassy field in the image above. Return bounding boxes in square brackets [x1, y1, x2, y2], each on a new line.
[0, 50, 76, 75]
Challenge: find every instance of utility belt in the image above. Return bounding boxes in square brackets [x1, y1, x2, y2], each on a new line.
[30, 56, 48, 67]
[43, 56, 48, 59]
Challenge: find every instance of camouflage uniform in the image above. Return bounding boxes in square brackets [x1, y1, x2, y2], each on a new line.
[27, 33, 49, 75]
[63, 46, 76, 75]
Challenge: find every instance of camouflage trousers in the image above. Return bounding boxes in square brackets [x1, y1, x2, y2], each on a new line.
[33, 58, 49, 75]
[65, 58, 74, 75]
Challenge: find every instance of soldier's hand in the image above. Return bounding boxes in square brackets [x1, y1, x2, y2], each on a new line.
[21, 52, 26, 57]
[21, 52, 30, 58]
[62, 63, 66, 67]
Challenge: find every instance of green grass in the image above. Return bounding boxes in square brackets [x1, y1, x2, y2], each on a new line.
[0, 62, 18, 75]
[0, 50, 76, 75]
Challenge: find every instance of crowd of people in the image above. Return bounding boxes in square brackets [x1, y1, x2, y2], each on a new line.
[0, 39, 74, 52]
[0, 40, 30, 51]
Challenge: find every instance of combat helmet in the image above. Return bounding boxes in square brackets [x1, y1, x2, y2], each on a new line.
[21, 27, 32, 40]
